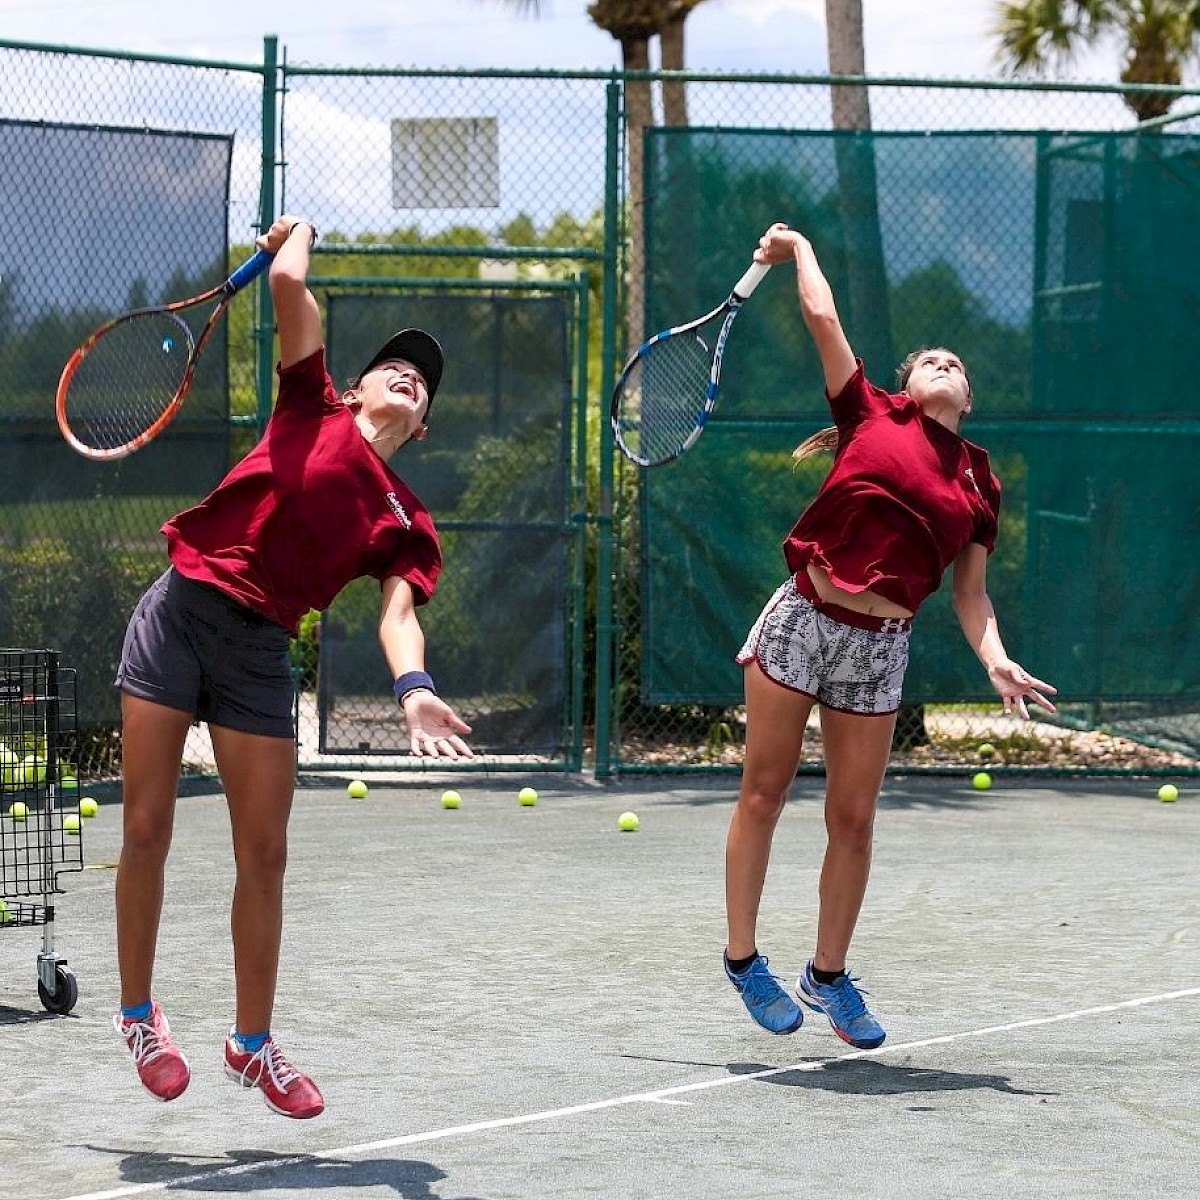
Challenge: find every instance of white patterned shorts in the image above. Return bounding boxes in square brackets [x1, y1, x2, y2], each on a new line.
[736, 574, 911, 716]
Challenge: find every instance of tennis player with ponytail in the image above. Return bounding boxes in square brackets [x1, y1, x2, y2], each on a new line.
[112, 214, 471, 1118]
[723, 222, 1056, 1048]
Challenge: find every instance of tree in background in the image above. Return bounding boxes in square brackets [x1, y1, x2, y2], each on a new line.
[994, 0, 1200, 121]
[484, 0, 711, 346]
[825, 0, 892, 385]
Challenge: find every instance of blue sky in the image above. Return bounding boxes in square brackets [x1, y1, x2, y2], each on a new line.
[1, 0, 1137, 81]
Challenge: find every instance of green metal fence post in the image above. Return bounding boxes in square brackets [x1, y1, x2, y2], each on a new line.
[255, 34, 279, 437]
[569, 271, 590, 771]
[593, 78, 620, 779]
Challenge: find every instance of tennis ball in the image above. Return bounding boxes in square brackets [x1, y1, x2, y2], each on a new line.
[518, 786, 538, 807]
[0, 899, 10, 925]
[972, 771, 993, 791]
[0, 744, 18, 789]
[21, 754, 45, 784]
[1158, 783, 1180, 804]
[618, 811, 640, 832]
[8, 801, 28, 821]
[441, 789, 461, 810]
[79, 797, 99, 818]
[63, 814, 81, 834]
[347, 779, 368, 800]
[978, 742, 996, 759]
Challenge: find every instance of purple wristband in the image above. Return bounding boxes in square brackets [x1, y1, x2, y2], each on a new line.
[394, 671, 436, 705]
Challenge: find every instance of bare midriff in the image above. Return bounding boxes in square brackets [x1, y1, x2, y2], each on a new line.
[805, 562, 915, 620]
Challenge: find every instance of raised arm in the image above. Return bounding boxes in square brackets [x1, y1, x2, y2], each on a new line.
[754, 222, 857, 397]
[255, 215, 322, 369]
[952, 543, 1057, 719]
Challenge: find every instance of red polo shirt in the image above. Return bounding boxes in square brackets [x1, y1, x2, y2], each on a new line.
[783, 361, 1001, 615]
[163, 348, 441, 634]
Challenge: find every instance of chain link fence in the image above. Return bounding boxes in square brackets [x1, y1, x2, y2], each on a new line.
[0, 42, 267, 780]
[611, 75, 1200, 777]
[1, 40, 1198, 779]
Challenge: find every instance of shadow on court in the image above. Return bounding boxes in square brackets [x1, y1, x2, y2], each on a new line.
[77, 1146, 480, 1198]
[728, 1058, 1055, 1098]
[622, 1053, 1055, 1098]
[0, 1002, 71, 1026]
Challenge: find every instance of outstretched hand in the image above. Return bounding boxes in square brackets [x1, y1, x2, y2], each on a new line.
[403, 692, 474, 759]
[987, 659, 1057, 720]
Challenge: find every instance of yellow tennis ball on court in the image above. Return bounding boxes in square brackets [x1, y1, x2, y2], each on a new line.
[441, 789, 461, 809]
[978, 742, 996, 759]
[63, 814, 81, 834]
[1158, 783, 1179, 803]
[347, 779, 368, 800]
[79, 797, 99, 818]
[618, 811, 639, 832]
[8, 801, 28, 821]
[972, 771, 993, 791]
[518, 787, 538, 807]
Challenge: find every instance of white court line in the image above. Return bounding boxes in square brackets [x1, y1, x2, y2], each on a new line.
[56, 985, 1200, 1200]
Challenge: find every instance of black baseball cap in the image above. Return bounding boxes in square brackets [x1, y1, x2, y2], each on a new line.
[358, 328, 444, 404]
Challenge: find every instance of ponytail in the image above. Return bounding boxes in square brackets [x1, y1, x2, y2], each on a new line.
[792, 425, 840, 461]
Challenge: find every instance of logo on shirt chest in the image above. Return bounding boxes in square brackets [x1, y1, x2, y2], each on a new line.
[385, 491, 412, 529]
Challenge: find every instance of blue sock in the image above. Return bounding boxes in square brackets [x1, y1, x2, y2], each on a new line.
[233, 1029, 270, 1053]
[121, 1000, 153, 1022]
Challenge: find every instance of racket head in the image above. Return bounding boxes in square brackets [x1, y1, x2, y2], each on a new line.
[610, 327, 719, 468]
[56, 310, 196, 461]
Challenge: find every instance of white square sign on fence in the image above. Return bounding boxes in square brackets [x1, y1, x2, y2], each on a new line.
[391, 116, 500, 209]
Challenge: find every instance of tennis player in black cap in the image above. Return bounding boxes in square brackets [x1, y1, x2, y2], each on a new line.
[112, 213, 471, 1119]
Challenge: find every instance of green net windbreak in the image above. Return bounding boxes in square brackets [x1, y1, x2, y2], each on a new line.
[637, 127, 1200, 715]
[317, 290, 574, 758]
[0, 121, 235, 729]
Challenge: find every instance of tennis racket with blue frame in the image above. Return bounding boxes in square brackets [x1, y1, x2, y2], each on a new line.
[610, 260, 770, 468]
[56, 248, 273, 461]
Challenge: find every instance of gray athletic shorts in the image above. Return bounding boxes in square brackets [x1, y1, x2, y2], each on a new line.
[115, 567, 295, 739]
[736, 573, 911, 716]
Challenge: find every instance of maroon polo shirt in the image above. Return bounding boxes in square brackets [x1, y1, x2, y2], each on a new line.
[783, 360, 1001, 615]
[163, 348, 440, 635]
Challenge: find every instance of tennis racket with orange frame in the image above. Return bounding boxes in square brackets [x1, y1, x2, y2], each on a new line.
[55, 249, 273, 461]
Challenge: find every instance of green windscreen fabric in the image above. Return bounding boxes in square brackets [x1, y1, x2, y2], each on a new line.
[0, 121, 235, 724]
[318, 291, 572, 757]
[639, 128, 1200, 705]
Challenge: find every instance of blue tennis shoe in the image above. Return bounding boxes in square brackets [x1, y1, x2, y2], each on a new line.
[724, 952, 804, 1035]
[797, 960, 886, 1049]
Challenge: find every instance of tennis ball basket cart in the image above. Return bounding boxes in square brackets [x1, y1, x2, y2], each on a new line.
[0, 649, 84, 1013]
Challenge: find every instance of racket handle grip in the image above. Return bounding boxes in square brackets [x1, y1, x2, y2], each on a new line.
[226, 248, 275, 294]
[732, 260, 770, 300]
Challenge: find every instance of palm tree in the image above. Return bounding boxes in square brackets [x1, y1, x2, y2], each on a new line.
[994, 0, 1200, 121]
[825, 0, 891, 380]
[486, 1, 712, 345]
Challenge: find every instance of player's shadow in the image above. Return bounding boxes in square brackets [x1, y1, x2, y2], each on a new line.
[79, 1145, 484, 1199]
[728, 1058, 1055, 1098]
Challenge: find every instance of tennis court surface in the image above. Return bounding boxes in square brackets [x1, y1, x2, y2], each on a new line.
[2, 772, 1197, 1200]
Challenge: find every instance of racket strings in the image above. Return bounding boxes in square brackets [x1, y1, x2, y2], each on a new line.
[615, 332, 714, 464]
[65, 312, 193, 452]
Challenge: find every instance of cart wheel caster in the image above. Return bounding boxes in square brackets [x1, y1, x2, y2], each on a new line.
[38, 965, 78, 1014]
